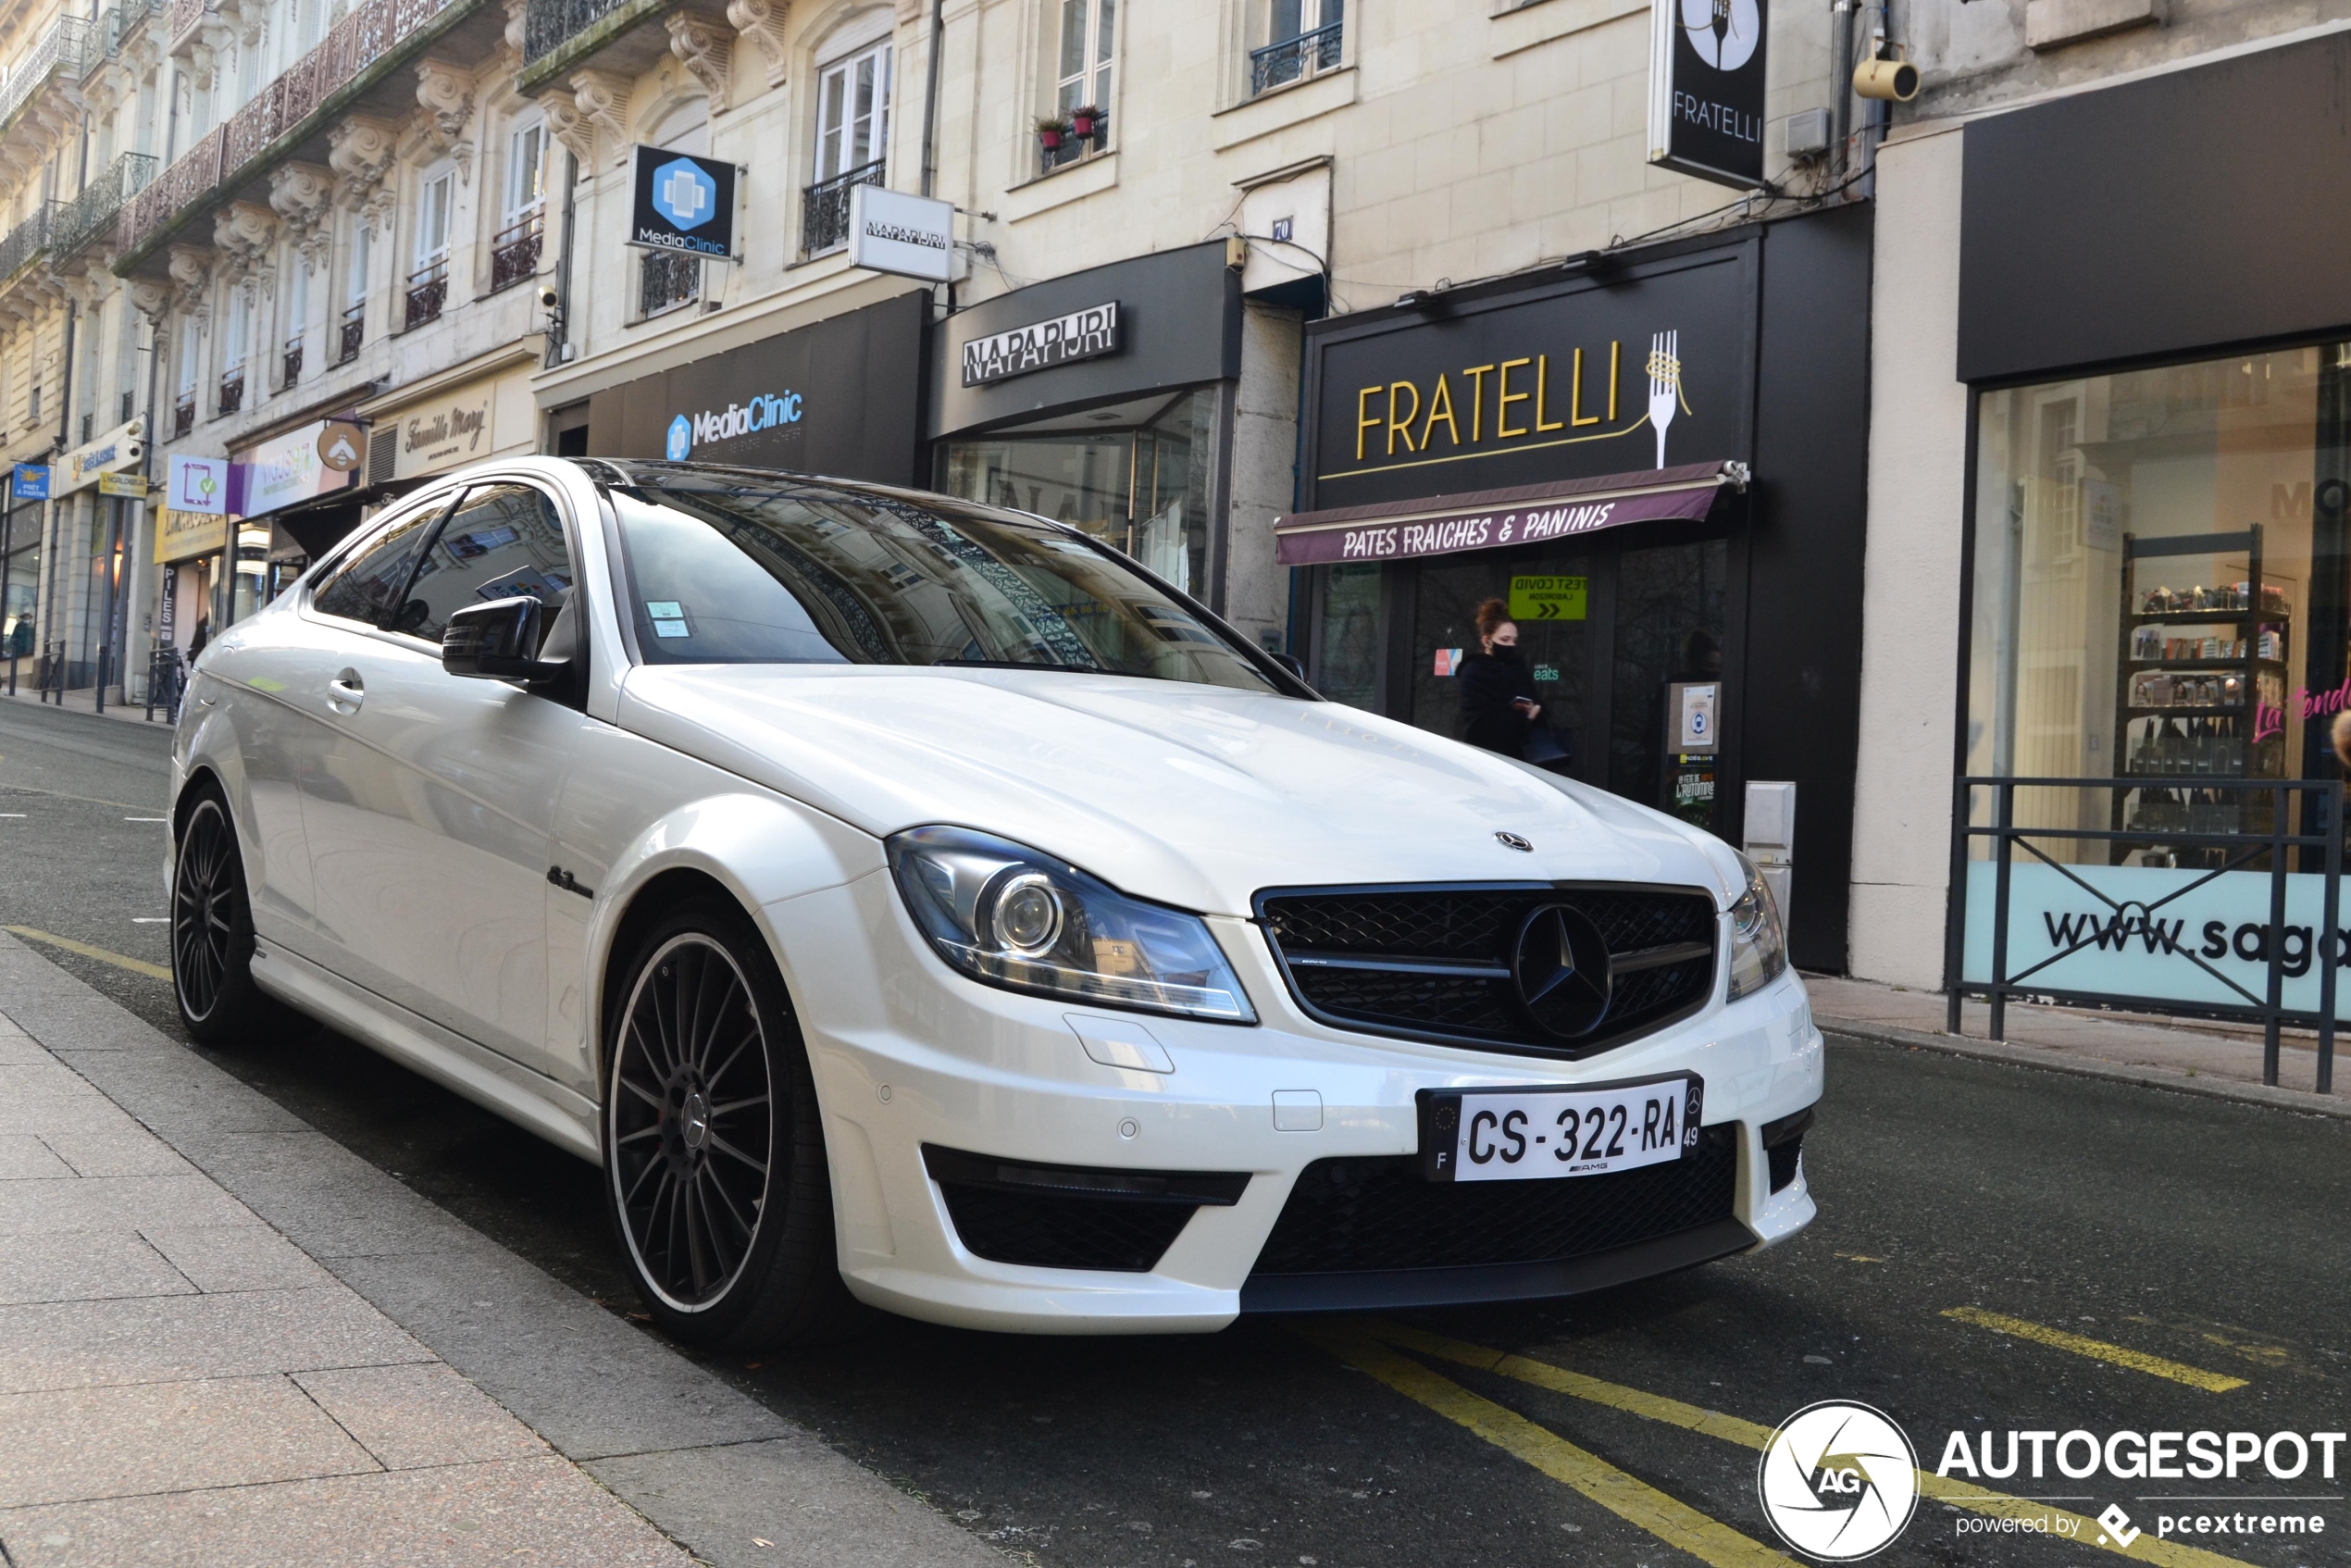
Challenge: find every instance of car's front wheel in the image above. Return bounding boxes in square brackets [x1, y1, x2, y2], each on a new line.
[603, 898, 852, 1349]
[171, 783, 278, 1044]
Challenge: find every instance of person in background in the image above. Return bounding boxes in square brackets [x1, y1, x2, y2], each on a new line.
[1458, 597, 1541, 759]
[187, 614, 212, 663]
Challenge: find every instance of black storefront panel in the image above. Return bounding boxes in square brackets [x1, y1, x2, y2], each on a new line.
[1296, 213, 1872, 973]
[587, 290, 927, 484]
[1959, 31, 2351, 384]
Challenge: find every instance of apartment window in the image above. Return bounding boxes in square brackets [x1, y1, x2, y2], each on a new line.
[804, 42, 889, 255]
[405, 170, 452, 330]
[173, 321, 197, 437]
[491, 122, 545, 292]
[640, 251, 701, 318]
[282, 259, 308, 390]
[1041, 0, 1114, 173]
[1251, 0, 1343, 95]
[339, 221, 368, 363]
[218, 289, 248, 417]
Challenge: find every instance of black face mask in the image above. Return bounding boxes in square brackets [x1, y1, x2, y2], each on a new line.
[1488, 641, 1523, 663]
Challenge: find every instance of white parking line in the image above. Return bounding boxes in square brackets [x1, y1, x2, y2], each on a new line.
[124, 815, 167, 822]
[131, 917, 168, 924]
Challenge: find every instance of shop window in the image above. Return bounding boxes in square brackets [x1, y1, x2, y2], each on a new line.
[936, 390, 1213, 597]
[1314, 562, 1382, 711]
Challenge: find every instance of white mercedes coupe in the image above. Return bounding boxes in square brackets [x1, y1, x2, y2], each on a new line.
[169, 457, 1821, 1347]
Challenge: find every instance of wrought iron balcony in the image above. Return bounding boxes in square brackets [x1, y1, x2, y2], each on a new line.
[0, 205, 56, 285]
[84, 0, 165, 75]
[50, 152, 157, 259]
[218, 367, 245, 417]
[404, 263, 449, 330]
[0, 17, 92, 133]
[640, 250, 700, 317]
[1249, 20, 1342, 96]
[490, 214, 542, 292]
[521, 0, 640, 65]
[173, 392, 196, 438]
[123, 0, 465, 259]
[801, 159, 884, 256]
[336, 303, 365, 364]
[282, 334, 304, 390]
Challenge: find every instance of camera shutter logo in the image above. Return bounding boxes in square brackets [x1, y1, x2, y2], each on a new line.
[665, 415, 692, 461]
[652, 158, 716, 230]
[1756, 1401, 1920, 1560]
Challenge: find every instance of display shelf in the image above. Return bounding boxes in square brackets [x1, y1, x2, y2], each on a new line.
[2127, 658, 2287, 672]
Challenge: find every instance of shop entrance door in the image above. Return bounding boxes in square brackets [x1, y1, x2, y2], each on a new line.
[1405, 529, 1730, 832]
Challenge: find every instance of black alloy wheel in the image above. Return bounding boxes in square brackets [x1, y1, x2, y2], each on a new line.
[170, 785, 276, 1043]
[604, 900, 853, 1348]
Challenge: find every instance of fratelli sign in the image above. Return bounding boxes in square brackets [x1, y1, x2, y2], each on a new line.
[1300, 245, 1756, 513]
[961, 302, 1120, 387]
[1647, 0, 1768, 189]
[628, 146, 738, 257]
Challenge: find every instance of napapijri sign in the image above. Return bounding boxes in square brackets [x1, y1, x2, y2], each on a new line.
[960, 302, 1120, 387]
[1647, 0, 1768, 189]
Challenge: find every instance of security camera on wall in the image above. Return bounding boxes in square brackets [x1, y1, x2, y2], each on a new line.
[537, 284, 561, 312]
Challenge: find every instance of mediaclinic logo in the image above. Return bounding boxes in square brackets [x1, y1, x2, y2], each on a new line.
[652, 157, 716, 230]
[1757, 1401, 1921, 1561]
[665, 415, 691, 461]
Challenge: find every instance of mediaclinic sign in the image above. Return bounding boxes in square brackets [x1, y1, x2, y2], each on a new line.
[961, 302, 1119, 387]
[628, 146, 738, 257]
[1647, 0, 1769, 190]
[849, 184, 953, 282]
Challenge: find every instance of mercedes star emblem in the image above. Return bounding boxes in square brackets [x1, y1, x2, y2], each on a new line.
[1511, 903, 1613, 1038]
[1495, 830, 1535, 852]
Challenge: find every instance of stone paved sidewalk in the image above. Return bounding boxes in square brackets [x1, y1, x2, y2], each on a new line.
[0, 1011, 693, 1566]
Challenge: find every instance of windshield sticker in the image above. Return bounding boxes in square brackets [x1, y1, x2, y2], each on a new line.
[645, 601, 684, 618]
[652, 617, 691, 638]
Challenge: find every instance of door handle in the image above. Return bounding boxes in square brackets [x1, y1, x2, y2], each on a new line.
[327, 669, 365, 714]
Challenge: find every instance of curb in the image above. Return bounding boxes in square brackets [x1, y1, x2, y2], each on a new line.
[1816, 1013, 2351, 1120]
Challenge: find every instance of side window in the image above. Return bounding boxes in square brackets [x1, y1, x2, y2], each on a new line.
[311, 503, 442, 626]
[390, 484, 574, 645]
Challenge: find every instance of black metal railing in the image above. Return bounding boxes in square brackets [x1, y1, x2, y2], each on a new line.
[801, 158, 884, 255]
[404, 263, 446, 330]
[281, 334, 304, 389]
[639, 249, 699, 317]
[490, 213, 541, 292]
[521, 0, 628, 63]
[0, 204, 56, 280]
[145, 646, 183, 723]
[1948, 775, 2341, 1091]
[1250, 19, 1342, 95]
[172, 391, 195, 437]
[50, 151, 155, 257]
[336, 302, 365, 363]
[217, 366, 244, 417]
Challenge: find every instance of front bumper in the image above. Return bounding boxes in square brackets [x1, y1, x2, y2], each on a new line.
[765, 870, 1823, 1335]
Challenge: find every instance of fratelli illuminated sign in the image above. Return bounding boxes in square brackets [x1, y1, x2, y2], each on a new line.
[664, 392, 805, 460]
[628, 146, 738, 258]
[961, 302, 1119, 387]
[1646, 0, 1768, 189]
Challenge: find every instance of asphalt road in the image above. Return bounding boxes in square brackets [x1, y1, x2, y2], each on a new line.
[3, 696, 2347, 1568]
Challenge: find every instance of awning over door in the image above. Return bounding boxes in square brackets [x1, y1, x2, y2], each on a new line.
[1272, 460, 1748, 567]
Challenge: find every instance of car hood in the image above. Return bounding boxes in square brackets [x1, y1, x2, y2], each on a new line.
[616, 666, 1741, 916]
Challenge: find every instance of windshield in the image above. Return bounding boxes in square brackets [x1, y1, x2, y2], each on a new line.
[607, 470, 1281, 692]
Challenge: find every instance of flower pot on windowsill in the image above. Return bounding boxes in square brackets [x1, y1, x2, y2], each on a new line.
[1036, 118, 1069, 154]
[1068, 105, 1102, 140]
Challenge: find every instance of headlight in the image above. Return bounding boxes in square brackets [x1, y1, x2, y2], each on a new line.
[887, 825, 1256, 1023]
[1725, 852, 1788, 1002]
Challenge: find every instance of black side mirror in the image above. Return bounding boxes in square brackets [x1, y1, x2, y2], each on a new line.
[1268, 651, 1307, 679]
[444, 596, 565, 681]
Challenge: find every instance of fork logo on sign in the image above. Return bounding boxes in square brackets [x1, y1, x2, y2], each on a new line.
[1757, 1401, 1920, 1560]
[1647, 330, 1686, 467]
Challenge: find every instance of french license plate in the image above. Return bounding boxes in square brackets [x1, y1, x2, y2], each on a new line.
[1417, 1074, 1704, 1183]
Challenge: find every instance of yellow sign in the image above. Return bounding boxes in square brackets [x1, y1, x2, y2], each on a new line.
[154, 505, 232, 565]
[1509, 575, 1587, 622]
[98, 471, 148, 499]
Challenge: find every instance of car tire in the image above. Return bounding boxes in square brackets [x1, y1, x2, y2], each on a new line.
[170, 783, 280, 1045]
[603, 897, 855, 1350]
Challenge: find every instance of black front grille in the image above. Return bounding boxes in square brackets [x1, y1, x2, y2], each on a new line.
[1255, 883, 1718, 1058]
[1250, 1124, 1738, 1277]
[1767, 1134, 1803, 1193]
[924, 1146, 1250, 1274]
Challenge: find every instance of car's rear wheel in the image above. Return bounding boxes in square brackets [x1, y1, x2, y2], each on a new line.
[171, 784, 277, 1044]
[603, 898, 852, 1349]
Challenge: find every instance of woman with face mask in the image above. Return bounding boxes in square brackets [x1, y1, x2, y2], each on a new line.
[1457, 597, 1542, 759]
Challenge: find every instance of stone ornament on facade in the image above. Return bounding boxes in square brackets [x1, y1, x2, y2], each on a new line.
[416, 59, 479, 183]
[268, 162, 337, 268]
[543, 91, 596, 167]
[726, 0, 790, 89]
[503, 0, 528, 56]
[167, 244, 216, 319]
[667, 14, 735, 115]
[129, 278, 172, 329]
[569, 69, 633, 165]
[212, 201, 279, 293]
[329, 114, 402, 231]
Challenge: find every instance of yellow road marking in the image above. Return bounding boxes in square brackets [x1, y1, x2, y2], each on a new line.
[1944, 1308, 2248, 1393]
[1366, 1323, 2263, 1568]
[4, 926, 172, 981]
[1298, 1325, 1797, 1568]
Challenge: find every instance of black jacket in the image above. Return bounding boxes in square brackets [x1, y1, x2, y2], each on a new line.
[1458, 648, 1537, 758]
